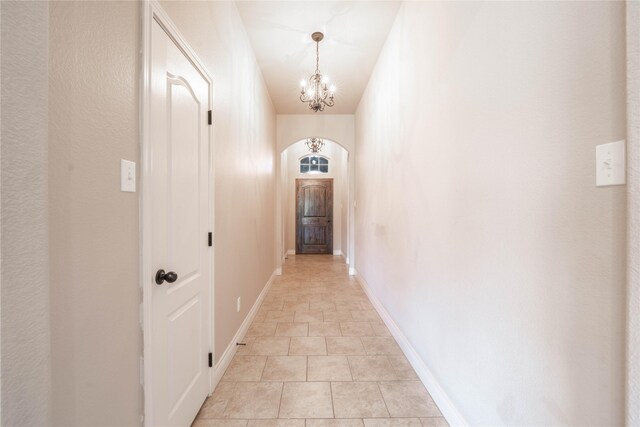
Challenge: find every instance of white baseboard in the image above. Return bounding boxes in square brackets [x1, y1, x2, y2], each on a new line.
[286, 249, 295, 256]
[349, 267, 357, 276]
[356, 273, 467, 427]
[333, 250, 343, 256]
[274, 267, 282, 276]
[212, 269, 277, 387]
[346, 257, 350, 265]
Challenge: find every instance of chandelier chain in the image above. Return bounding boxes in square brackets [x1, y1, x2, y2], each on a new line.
[299, 32, 335, 112]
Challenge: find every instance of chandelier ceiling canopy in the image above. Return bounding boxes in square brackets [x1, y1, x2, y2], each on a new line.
[305, 137, 325, 154]
[299, 32, 335, 112]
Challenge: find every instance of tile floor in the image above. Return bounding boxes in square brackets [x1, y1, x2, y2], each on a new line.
[193, 255, 448, 427]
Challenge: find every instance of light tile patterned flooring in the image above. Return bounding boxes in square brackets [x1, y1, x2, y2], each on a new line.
[193, 255, 448, 427]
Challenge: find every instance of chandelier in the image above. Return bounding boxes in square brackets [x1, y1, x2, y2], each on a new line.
[305, 137, 325, 153]
[299, 32, 335, 112]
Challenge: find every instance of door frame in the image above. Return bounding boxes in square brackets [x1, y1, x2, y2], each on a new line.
[140, 1, 215, 425]
[295, 178, 334, 254]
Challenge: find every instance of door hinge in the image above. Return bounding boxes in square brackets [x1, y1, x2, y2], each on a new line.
[208, 232, 213, 247]
[208, 110, 212, 125]
[208, 352, 213, 368]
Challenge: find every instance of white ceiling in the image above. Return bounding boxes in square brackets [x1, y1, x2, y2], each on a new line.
[236, 1, 401, 114]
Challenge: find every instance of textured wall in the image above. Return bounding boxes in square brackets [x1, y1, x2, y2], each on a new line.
[627, 2, 640, 425]
[48, 2, 142, 425]
[277, 115, 354, 153]
[1, 2, 52, 425]
[159, 0, 277, 363]
[355, 2, 626, 425]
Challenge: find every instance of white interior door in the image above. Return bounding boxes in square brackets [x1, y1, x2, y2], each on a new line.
[148, 15, 211, 427]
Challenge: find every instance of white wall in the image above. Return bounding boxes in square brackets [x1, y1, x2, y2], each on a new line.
[47, 1, 276, 425]
[277, 115, 354, 153]
[627, 2, 640, 424]
[355, 2, 626, 426]
[49, 2, 142, 425]
[282, 141, 348, 255]
[1, 2, 52, 425]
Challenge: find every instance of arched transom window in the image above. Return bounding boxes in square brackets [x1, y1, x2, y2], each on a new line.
[300, 155, 329, 174]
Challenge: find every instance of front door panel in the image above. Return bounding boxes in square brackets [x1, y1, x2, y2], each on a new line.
[296, 179, 333, 254]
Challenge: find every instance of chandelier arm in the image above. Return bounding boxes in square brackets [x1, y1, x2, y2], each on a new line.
[299, 32, 333, 113]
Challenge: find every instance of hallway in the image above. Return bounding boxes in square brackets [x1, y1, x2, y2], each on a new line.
[193, 255, 448, 426]
[2, 1, 637, 425]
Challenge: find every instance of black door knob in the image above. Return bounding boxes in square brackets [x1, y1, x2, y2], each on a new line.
[155, 269, 178, 285]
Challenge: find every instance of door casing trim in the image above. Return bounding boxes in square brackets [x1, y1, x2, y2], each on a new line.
[140, 2, 215, 425]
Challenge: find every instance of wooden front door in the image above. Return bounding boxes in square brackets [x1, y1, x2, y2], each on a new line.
[296, 179, 333, 254]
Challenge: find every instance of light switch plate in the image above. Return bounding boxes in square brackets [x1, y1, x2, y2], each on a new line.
[596, 140, 625, 187]
[121, 159, 136, 192]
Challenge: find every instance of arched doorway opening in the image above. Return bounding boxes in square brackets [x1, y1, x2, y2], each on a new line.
[275, 137, 355, 274]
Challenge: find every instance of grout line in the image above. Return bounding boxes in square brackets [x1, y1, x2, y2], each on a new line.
[376, 381, 392, 418]
[276, 381, 284, 419]
[330, 381, 336, 419]
[346, 353, 355, 382]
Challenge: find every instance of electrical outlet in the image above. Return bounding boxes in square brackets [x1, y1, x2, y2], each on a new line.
[236, 297, 241, 313]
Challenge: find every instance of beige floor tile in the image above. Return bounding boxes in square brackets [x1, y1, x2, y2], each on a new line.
[201, 256, 440, 427]
[358, 301, 375, 311]
[196, 382, 236, 418]
[388, 356, 419, 380]
[363, 419, 422, 426]
[275, 322, 308, 337]
[310, 300, 337, 311]
[264, 311, 295, 323]
[348, 356, 397, 381]
[420, 418, 449, 427]
[246, 322, 277, 337]
[221, 356, 267, 382]
[279, 382, 333, 418]
[236, 337, 256, 356]
[223, 382, 283, 419]
[253, 312, 268, 323]
[308, 356, 352, 381]
[326, 337, 366, 355]
[378, 381, 441, 417]
[350, 310, 381, 322]
[260, 301, 285, 311]
[331, 382, 389, 418]
[360, 337, 403, 356]
[335, 301, 363, 311]
[246, 420, 305, 427]
[294, 311, 324, 323]
[309, 322, 342, 337]
[289, 337, 327, 355]
[192, 420, 248, 427]
[283, 301, 310, 312]
[369, 322, 392, 337]
[306, 420, 364, 426]
[250, 337, 291, 356]
[262, 356, 307, 381]
[340, 322, 375, 337]
[323, 311, 354, 322]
